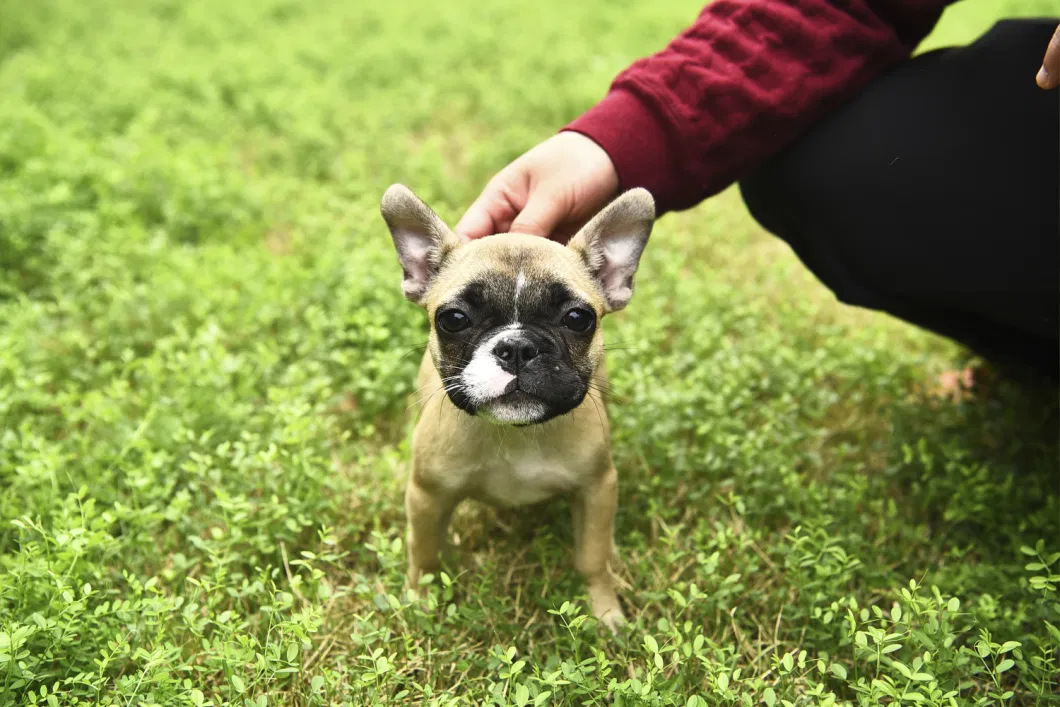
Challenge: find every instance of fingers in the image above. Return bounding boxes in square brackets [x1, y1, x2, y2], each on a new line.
[454, 195, 501, 240]
[1037, 23, 1060, 89]
[455, 172, 525, 239]
[455, 180, 566, 240]
[508, 191, 567, 239]
[456, 131, 618, 240]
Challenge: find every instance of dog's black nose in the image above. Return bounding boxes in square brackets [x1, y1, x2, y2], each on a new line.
[493, 336, 540, 369]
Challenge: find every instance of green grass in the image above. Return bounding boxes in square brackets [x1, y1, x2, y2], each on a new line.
[1, 0, 1058, 704]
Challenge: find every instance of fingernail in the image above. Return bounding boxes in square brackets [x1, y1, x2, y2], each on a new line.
[1037, 65, 1049, 86]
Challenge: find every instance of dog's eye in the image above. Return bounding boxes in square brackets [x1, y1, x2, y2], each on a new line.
[437, 309, 471, 333]
[562, 308, 595, 333]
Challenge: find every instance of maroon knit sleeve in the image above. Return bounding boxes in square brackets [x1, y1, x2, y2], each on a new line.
[564, 0, 953, 215]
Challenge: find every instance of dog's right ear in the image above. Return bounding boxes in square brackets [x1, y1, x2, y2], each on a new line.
[380, 184, 466, 305]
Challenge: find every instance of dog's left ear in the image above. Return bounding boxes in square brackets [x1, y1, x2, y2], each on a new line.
[380, 184, 466, 305]
[567, 188, 655, 312]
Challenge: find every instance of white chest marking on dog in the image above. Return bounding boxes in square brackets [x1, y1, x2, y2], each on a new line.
[461, 328, 518, 404]
[481, 445, 581, 506]
[513, 270, 526, 322]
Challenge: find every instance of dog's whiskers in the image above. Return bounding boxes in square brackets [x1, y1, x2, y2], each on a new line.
[407, 373, 463, 403]
[399, 343, 431, 360]
[585, 387, 608, 435]
[406, 385, 443, 412]
[587, 380, 626, 404]
[407, 375, 465, 412]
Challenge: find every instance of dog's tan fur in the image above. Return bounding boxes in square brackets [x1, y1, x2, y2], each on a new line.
[380, 184, 654, 631]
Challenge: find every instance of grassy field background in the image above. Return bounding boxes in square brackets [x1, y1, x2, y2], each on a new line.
[1, 0, 1058, 704]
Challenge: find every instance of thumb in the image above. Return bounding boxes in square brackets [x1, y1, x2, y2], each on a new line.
[454, 198, 498, 240]
[508, 191, 567, 239]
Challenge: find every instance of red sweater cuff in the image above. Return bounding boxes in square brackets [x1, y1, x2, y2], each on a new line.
[563, 89, 685, 216]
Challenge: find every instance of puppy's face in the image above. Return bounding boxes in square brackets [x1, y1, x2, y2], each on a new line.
[423, 236, 604, 424]
[381, 185, 654, 426]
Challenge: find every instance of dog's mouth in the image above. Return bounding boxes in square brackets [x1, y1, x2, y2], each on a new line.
[488, 376, 542, 403]
[475, 385, 550, 426]
[495, 387, 537, 405]
[452, 351, 589, 427]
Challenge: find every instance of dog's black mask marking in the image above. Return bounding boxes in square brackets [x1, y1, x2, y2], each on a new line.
[434, 275, 597, 424]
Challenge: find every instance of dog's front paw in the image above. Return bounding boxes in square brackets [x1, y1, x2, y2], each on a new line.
[404, 567, 426, 597]
[595, 605, 627, 634]
[588, 585, 627, 635]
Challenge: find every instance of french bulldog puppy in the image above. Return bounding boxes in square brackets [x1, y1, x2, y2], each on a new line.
[380, 184, 654, 631]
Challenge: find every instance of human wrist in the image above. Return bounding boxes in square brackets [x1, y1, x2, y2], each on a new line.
[563, 89, 678, 212]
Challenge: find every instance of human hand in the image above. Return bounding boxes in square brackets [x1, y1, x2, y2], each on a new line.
[455, 132, 620, 242]
[1036, 22, 1060, 89]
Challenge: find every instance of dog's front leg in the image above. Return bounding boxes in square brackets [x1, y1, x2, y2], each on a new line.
[405, 480, 455, 592]
[573, 466, 626, 632]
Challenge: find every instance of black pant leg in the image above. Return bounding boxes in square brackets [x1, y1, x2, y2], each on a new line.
[739, 18, 1060, 380]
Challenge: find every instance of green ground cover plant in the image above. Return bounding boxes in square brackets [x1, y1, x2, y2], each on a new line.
[0, 0, 1057, 704]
